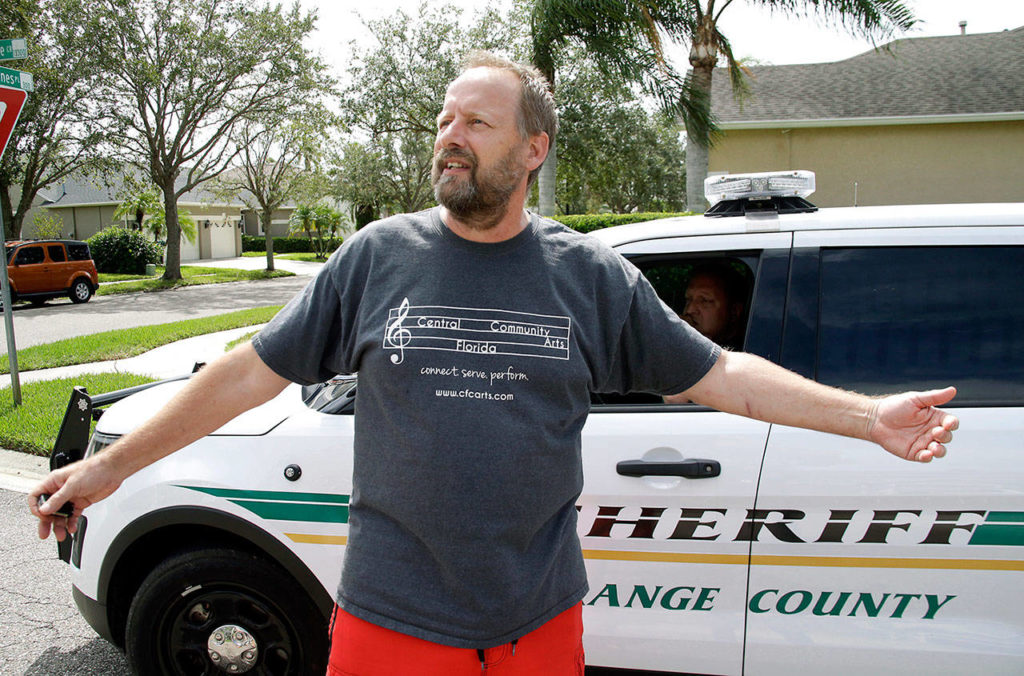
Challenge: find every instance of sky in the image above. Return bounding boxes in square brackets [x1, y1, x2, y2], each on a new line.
[297, 0, 1024, 80]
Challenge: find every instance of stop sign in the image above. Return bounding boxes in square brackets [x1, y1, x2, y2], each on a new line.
[0, 84, 27, 161]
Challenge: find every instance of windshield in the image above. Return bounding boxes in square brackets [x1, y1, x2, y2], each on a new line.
[301, 375, 357, 414]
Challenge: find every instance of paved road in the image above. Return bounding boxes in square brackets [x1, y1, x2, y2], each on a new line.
[1, 261, 319, 354]
[0, 487, 131, 676]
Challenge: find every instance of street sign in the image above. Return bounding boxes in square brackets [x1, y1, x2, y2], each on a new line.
[0, 85, 27, 160]
[0, 39, 27, 62]
[0, 66, 33, 92]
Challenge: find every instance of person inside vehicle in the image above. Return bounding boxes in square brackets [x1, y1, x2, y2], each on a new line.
[680, 261, 749, 352]
[30, 51, 959, 676]
[663, 262, 748, 405]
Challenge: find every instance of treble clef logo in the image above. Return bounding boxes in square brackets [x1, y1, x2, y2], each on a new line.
[385, 297, 412, 364]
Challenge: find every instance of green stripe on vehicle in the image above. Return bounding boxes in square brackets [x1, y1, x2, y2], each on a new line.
[983, 512, 1024, 523]
[229, 499, 349, 523]
[969, 513, 1024, 546]
[177, 485, 351, 523]
[178, 485, 349, 504]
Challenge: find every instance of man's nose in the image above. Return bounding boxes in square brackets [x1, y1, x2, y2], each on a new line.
[437, 119, 467, 149]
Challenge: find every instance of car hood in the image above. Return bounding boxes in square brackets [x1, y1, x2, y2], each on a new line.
[95, 380, 306, 437]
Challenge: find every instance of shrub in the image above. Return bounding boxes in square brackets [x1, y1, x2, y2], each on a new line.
[552, 212, 691, 233]
[88, 226, 164, 274]
[242, 235, 343, 254]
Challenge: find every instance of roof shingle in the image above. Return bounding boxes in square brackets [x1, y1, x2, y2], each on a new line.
[711, 26, 1024, 124]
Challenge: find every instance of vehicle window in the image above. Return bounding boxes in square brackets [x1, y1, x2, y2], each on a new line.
[66, 243, 91, 261]
[640, 257, 754, 352]
[591, 254, 757, 406]
[48, 245, 66, 262]
[14, 246, 44, 265]
[817, 246, 1024, 404]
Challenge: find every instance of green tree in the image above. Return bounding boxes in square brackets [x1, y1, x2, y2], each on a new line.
[0, 0, 110, 239]
[89, 0, 331, 280]
[112, 177, 197, 244]
[289, 203, 344, 260]
[337, 3, 520, 218]
[217, 103, 337, 272]
[528, 0, 708, 216]
[682, 0, 915, 211]
[556, 60, 686, 213]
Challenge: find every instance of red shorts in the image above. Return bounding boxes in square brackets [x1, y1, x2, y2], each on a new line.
[327, 603, 585, 676]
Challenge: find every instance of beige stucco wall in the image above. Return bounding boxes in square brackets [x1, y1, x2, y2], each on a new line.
[709, 120, 1024, 207]
[243, 208, 293, 238]
[49, 205, 121, 240]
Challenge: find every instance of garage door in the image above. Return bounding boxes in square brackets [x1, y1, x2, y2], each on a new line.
[209, 222, 237, 259]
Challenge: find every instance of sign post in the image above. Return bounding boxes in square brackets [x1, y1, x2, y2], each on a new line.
[0, 84, 29, 404]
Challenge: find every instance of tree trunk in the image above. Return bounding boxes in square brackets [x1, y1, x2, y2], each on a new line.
[161, 178, 182, 280]
[261, 210, 275, 272]
[685, 61, 715, 214]
[537, 142, 557, 216]
[0, 182, 16, 239]
[685, 121, 709, 213]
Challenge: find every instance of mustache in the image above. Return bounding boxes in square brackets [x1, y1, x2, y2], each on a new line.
[434, 148, 477, 170]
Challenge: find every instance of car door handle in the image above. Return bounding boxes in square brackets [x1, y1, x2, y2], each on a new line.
[616, 459, 721, 479]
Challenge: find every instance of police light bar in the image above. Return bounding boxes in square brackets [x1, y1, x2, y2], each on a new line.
[704, 170, 815, 205]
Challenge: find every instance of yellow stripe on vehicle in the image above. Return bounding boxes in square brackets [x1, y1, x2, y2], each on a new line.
[584, 550, 747, 565]
[582, 549, 1024, 571]
[285, 533, 348, 545]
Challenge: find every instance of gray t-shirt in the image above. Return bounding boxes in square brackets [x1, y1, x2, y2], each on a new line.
[253, 208, 720, 648]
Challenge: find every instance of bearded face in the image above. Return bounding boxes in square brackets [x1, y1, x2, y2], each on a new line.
[431, 144, 526, 231]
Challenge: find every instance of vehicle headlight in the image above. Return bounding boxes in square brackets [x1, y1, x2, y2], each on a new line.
[86, 432, 120, 458]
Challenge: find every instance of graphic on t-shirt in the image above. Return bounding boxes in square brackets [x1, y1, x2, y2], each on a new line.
[384, 297, 571, 365]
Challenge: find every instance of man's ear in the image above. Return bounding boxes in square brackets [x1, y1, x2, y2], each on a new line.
[525, 132, 550, 172]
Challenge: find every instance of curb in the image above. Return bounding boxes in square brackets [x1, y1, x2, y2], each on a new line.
[0, 447, 47, 494]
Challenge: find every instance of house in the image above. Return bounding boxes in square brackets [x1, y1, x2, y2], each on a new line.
[39, 171, 245, 261]
[708, 26, 1024, 207]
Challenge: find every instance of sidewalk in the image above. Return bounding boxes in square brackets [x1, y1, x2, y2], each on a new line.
[0, 325, 262, 493]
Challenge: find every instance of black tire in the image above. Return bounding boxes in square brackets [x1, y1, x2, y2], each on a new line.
[124, 548, 328, 676]
[68, 278, 93, 303]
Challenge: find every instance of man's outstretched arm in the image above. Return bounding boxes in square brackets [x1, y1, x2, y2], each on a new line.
[681, 350, 958, 462]
[28, 342, 291, 541]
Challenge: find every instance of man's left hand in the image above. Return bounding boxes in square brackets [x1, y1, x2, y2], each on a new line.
[867, 387, 959, 462]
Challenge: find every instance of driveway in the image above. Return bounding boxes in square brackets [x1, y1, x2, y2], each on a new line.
[0, 258, 321, 353]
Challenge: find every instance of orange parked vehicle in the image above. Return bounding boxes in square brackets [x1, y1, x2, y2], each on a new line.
[3, 239, 99, 307]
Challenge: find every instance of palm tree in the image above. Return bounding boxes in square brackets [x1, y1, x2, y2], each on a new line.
[683, 0, 916, 211]
[529, 0, 712, 216]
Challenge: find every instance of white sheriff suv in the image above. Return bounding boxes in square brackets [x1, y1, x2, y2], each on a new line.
[50, 172, 1023, 676]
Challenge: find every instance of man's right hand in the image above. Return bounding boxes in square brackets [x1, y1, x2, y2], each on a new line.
[28, 453, 124, 541]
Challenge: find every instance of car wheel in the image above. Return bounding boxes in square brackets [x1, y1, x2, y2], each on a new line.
[68, 278, 92, 303]
[124, 548, 328, 676]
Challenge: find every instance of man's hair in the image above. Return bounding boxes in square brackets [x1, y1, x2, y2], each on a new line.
[461, 51, 558, 188]
[690, 261, 749, 308]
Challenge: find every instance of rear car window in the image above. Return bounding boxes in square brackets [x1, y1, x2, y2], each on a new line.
[816, 246, 1024, 405]
[66, 243, 92, 261]
[48, 245, 66, 262]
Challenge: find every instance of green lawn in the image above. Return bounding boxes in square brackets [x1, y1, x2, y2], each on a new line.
[97, 265, 292, 296]
[0, 373, 159, 456]
[241, 252, 326, 263]
[2, 306, 282, 374]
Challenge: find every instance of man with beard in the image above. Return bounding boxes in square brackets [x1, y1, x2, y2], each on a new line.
[31, 52, 958, 675]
